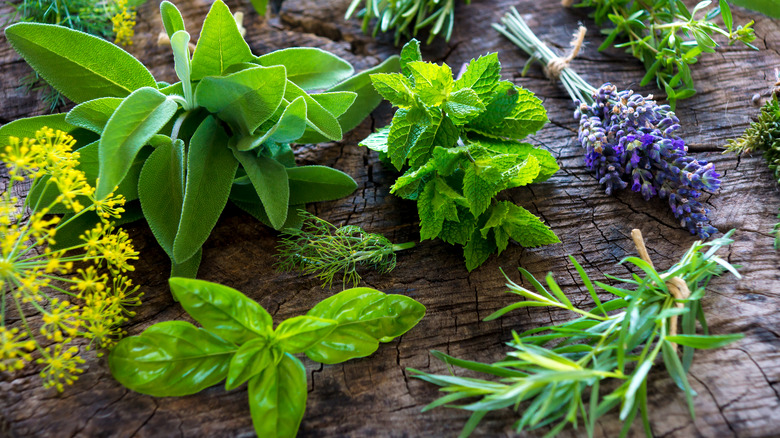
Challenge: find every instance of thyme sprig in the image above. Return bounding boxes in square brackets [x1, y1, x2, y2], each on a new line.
[410, 229, 742, 437]
[276, 211, 414, 288]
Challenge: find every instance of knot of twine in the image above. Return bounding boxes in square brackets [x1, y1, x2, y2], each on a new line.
[561, 0, 575, 6]
[543, 25, 587, 80]
[631, 229, 690, 350]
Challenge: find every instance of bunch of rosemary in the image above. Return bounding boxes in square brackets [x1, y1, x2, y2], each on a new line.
[411, 229, 742, 437]
[345, 0, 470, 44]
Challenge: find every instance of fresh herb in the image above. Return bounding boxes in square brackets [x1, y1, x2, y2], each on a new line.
[4, 0, 400, 279]
[728, 0, 780, 18]
[0, 127, 143, 392]
[495, 9, 722, 239]
[563, 0, 756, 107]
[109, 278, 425, 437]
[410, 229, 742, 437]
[276, 210, 415, 288]
[360, 39, 560, 271]
[345, 0, 470, 44]
[726, 81, 780, 248]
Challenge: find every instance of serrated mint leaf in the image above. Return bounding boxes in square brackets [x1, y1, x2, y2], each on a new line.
[370, 73, 415, 108]
[400, 39, 422, 77]
[464, 228, 497, 272]
[467, 136, 559, 182]
[429, 145, 466, 177]
[454, 53, 501, 101]
[443, 88, 486, 124]
[407, 110, 459, 168]
[481, 201, 559, 251]
[391, 160, 436, 199]
[360, 126, 390, 153]
[497, 86, 548, 140]
[417, 177, 466, 240]
[387, 109, 425, 171]
[406, 61, 453, 106]
[439, 208, 476, 246]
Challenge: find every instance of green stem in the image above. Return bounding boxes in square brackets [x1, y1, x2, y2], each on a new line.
[392, 241, 416, 251]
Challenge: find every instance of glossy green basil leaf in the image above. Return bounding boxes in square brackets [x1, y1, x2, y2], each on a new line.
[231, 150, 289, 230]
[139, 139, 184, 258]
[287, 166, 357, 204]
[248, 353, 307, 438]
[97, 87, 178, 199]
[190, 0, 253, 81]
[65, 97, 122, 134]
[160, 1, 186, 38]
[273, 316, 337, 354]
[226, 338, 275, 390]
[255, 48, 354, 90]
[173, 116, 238, 262]
[108, 321, 236, 397]
[305, 288, 426, 364]
[169, 278, 273, 345]
[4, 23, 157, 103]
[195, 66, 287, 135]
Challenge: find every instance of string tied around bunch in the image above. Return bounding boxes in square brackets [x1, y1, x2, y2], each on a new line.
[543, 25, 587, 80]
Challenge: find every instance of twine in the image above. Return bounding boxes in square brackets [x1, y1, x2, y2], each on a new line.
[561, 0, 575, 6]
[543, 26, 587, 80]
[630, 229, 690, 350]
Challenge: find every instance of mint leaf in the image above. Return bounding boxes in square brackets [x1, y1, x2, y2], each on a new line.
[481, 201, 559, 251]
[443, 88, 485, 124]
[464, 229, 497, 272]
[360, 126, 390, 153]
[387, 109, 425, 171]
[454, 53, 501, 101]
[370, 73, 415, 108]
[400, 39, 422, 77]
[495, 86, 548, 140]
[439, 208, 476, 246]
[407, 109, 459, 168]
[417, 177, 466, 240]
[406, 61, 453, 106]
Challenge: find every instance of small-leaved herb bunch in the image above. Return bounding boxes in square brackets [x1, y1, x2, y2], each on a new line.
[7, 0, 142, 111]
[109, 278, 426, 437]
[4, 0, 399, 279]
[496, 10, 722, 239]
[565, 0, 756, 108]
[276, 210, 415, 288]
[345, 0, 471, 44]
[725, 78, 780, 248]
[411, 229, 742, 437]
[360, 39, 561, 271]
[0, 127, 143, 392]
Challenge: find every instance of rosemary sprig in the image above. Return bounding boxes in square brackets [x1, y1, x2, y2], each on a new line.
[410, 229, 742, 437]
[275, 211, 415, 288]
[345, 0, 470, 44]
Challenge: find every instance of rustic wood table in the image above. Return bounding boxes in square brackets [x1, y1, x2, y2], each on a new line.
[1, 0, 778, 436]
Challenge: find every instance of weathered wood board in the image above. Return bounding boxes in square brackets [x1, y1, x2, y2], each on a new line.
[0, 0, 778, 436]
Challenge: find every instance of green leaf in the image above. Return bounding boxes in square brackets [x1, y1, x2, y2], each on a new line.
[65, 97, 122, 134]
[406, 61, 454, 106]
[370, 73, 415, 107]
[248, 353, 307, 438]
[287, 166, 357, 204]
[232, 150, 290, 230]
[239, 97, 308, 150]
[4, 23, 157, 103]
[190, 0, 253, 81]
[359, 126, 390, 153]
[173, 116, 238, 262]
[284, 81, 343, 142]
[97, 87, 178, 199]
[256, 48, 354, 90]
[730, 0, 780, 18]
[468, 85, 548, 141]
[481, 201, 559, 250]
[169, 277, 273, 344]
[108, 321, 236, 397]
[195, 66, 287, 135]
[305, 287, 426, 364]
[171, 248, 202, 279]
[310, 91, 357, 118]
[250, 0, 269, 15]
[454, 53, 501, 101]
[225, 339, 274, 390]
[399, 39, 422, 77]
[138, 139, 184, 258]
[407, 110, 459, 168]
[170, 30, 193, 107]
[417, 177, 467, 241]
[0, 114, 74, 151]
[387, 109, 425, 170]
[665, 334, 743, 349]
[469, 136, 559, 182]
[160, 1, 186, 38]
[274, 316, 338, 354]
[443, 88, 486, 124]
[464, 228, 497, 272]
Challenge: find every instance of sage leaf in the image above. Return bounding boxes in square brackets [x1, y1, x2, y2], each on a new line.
[65, 97, 122, 134]
[287, 166, 357, 204]
[160, 1, 186, 38]
[170, 30, 193, 107]
[173, 116, 238, 262]
[108, 321, 236, 397]
[97, 87, 178, 199]
[231, 150, 290, 230]
[274, 316, 338, 354]
[190, 0, 253, 81]
[305, 287, 426, 364]
[171, 248, 202, 279]
[139, 139, 184, 258]
[169, 277, 273, 344]
[284, 81, 342, 142]
[0, 114, 73, 147]
[4, 23, 157, 103]
[255, 47, 354, 90]
[236, 96, 307, 151]
[248, 353, 307, 438]
[225, 339, 274, 391]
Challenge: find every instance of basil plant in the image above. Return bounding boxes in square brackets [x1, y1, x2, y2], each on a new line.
[3, 0, 399, 277]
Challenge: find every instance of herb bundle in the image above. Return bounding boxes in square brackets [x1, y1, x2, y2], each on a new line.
[110, 278, 425, 437]
[276, 210, 415, 288]
[565, 0, 756, 107]
[4, 0, 399, 279]
[345, 0, 470, 44]
[726, 82, 780, 248]
[411, 229, 742, 437]
[0, 127, 143, 392]
[360, 39, 560, 271]
[495, 9, 722, 239]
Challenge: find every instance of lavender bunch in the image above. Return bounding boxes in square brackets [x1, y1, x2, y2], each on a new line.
[495, 8, 721, 238]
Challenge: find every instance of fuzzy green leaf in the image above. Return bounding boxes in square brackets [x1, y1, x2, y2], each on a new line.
[138, 139, 184, 258]
[287, 166, 358, 204]
[65, 97, 122, 134]
[190, 0, 253, 81]
[160, 1, 186, 37]
[232, 150, 289, 230]
[256, 47, 354, 90]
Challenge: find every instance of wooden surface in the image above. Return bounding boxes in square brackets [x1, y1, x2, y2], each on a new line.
[1, 0, 779, 437]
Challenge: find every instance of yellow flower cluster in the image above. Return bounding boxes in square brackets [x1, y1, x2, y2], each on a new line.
[111, 0, 137, 46]
[0, 127, 143, 392]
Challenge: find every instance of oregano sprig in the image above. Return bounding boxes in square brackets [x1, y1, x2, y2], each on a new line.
[360, 39, 561, 271]
[410, 229, 742, 437]
[109, 278, 426, 437]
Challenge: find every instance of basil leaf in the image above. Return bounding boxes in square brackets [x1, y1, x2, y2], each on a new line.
[305, 288, 426, 364]
[248, 353, 307, 438]
[173, 116, 238, 262]
[5, 23, 156, 103]
[139, 139, 184, 258]
[160, 1, 186, 38]
[190, 0, 253, 81]
[273, 316, 337, 354]
[168, 277, 273, 345]
[255, 47, 354, 90]
[108, 321, 236, 397]
[96, 87, 178, 199]
[225, 338, 275, 391]
[66, 97, 123, 134]
[287, 165, 357, 204]
[195, 66, 287, 135]
[231, 150, 290, 230]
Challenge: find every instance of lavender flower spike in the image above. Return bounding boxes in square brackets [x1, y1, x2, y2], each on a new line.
[575, 84, 720, 238]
